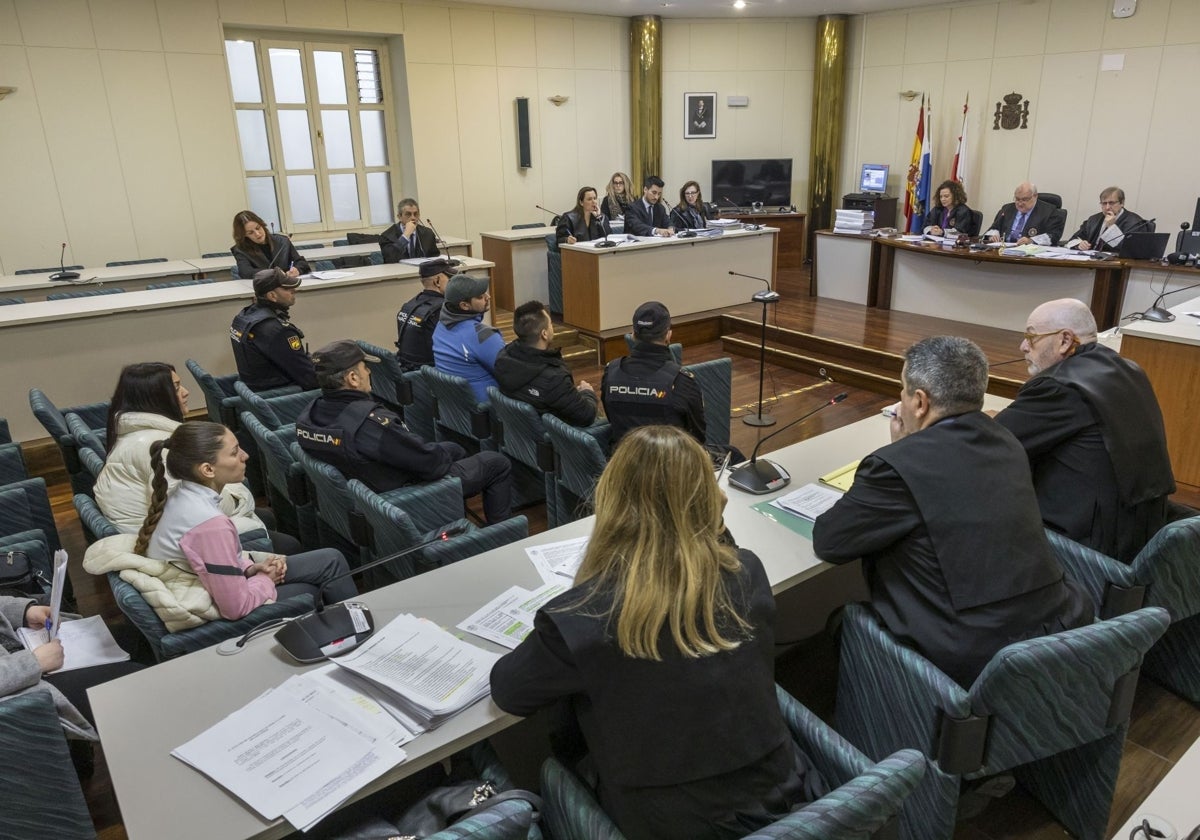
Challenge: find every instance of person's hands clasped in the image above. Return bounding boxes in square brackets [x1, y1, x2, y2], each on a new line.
[246, 555, 287, 584]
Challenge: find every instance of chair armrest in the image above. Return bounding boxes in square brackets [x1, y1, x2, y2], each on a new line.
[776, 684, 871, 787]
[1045, 528, 1138, 616]
[746, 749, 926, 839]
[420, 517, 529, 570]
[71, 401, 110, 429]
[540, 757, 625, 840]
[837, 604, 970, 762]
[381, 476, 465, 533]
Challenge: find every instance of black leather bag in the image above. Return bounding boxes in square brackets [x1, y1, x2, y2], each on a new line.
[0, 531, 53, 597]
[392, 783, 540, 838]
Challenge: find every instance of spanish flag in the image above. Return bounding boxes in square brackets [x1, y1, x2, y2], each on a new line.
[903, 94, 925, 233]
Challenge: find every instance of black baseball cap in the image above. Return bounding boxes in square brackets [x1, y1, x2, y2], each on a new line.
[253, 267, 301, 296]
[311, 340, 380, 377]
[632, 301, 671, 338]
[419, 257, 459, 280]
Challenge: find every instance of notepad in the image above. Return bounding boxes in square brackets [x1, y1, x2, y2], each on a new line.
[818, 460, 860, 492]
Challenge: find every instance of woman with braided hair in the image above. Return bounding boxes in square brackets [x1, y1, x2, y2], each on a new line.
[135, 422, 355, 620]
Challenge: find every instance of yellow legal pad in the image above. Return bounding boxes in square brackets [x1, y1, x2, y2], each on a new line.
[818, 460, 860, 492]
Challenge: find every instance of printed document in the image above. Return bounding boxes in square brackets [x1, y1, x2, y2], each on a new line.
[457, 581, 568, 649]
[770, 483, 844, 521]
[526, 536, 588, 585]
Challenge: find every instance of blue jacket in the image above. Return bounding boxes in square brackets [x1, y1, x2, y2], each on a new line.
[432, 307, 505, 401]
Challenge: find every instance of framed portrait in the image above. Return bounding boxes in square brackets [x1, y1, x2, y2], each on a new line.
[684, 92, 716, 139]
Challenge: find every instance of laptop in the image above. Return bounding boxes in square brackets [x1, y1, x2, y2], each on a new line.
[1118, 232, 1169, 260]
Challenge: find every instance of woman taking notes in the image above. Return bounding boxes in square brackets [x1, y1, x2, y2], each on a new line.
[490, 426, 822, 840]
[230, 210, 310, 279]
[922, 180, 974, 236]
[135, 422, 354, 620]
[556, 186, 612, 245]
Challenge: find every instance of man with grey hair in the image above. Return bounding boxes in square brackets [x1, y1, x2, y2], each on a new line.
[814, 336, 1090, 686]
[380, 198, 440, 263]
[984, 181, 1064, 246]
[994, 298, 1174, 562]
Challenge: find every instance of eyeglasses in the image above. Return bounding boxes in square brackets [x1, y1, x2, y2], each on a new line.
[1100, 199, 1121, 206]
[1013, 194, 1036, 203]
[1021, 328, 1064, 344]
[685, 190, 699, 196]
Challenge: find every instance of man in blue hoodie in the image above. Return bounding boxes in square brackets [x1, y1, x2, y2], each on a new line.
[432, 273, 505, 401]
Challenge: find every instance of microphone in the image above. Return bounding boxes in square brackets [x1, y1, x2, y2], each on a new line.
[728, 270, 780, 303]
[273, 523, 470, 663]
[50, 243, 80, 281]
[727, 393, 848, 494]
[721, 196, 741, 213]
[1141, 279, 1200, 323]
[1176, 221, 1191, 253]
[594, 214, 617, 249]
[422, 218, 449, 257]
[535, 204, 562, 227]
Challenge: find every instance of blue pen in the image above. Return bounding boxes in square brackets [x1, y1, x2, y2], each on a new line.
[44, 618, 52, 633]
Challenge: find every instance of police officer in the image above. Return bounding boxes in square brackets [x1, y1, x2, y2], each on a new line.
[230, 267, 317, 392]
[601, 301, 706, 449]
[396, 257, 454, 371]
[296, 340, 514, 524]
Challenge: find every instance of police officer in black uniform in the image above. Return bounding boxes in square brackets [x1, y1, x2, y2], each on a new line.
[230, 268, 317, 392]
[396, 257, 454, 371]
[601, 301, 707, 449]
[296, 340, 514, 524]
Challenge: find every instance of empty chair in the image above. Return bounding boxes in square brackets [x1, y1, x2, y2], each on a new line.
[28, 389, 108, 496]
[292, 443, 370, 565]
[201, 251, 230, 258]
[355, 339, 408, 413]
[294, 243, 324, 250]
[46, 287, 126, 301]
[0, 692, 96, 840]
[686, 356, 733, 449]
[512, 222, 546, 230]
[16, 265, 82, 275]
[185, 359, 240, 425]
[969, 209, 984, 236]
[421, 365, 493, 452]
[311, 259, 335, 272]
[332, 238, 349, 246]
[487, 388, 554, 519]
[349, 478, 527, 582]
[0, 478, 73, 607]
[104, 257, 167, 266]
[240, 413, 313, 546]
[541, 686, 925, 840]
[234, 379, 315, 429]
[400, 369, 436, 442]
[64, 411, 106, 459]
[836, 602, 1169, 840]
[367, 251, 384, 266]
[543, 414, 610, 523]
[0, 297, 25, 305]
[1048, 518, 1200, 703]
[0, 442, 28, 486]
[146, 278, 215, 290]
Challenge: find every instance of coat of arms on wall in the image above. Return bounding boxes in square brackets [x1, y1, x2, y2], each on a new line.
[993, 92, 1030, 130]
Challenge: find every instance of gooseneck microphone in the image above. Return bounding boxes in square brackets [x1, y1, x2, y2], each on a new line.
[1175, 221, 1191, 253]
[422, 218, 448, 254]
[728, 393, 848, 494]
[50, 243, 80, 281]
[535, 204, 561, 226]
[270, 523, 470, 663]
[1141, 279, 1200, 323]
[728, 270, 780, 303]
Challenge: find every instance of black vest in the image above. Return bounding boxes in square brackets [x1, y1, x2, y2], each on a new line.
[296, 398, 400, 492]
[230, 302, 304, 390]
[396, 291, 443, 371]
[603, 358, 683, 428]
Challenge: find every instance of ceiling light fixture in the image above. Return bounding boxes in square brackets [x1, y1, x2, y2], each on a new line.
[733, 0, 747, 8]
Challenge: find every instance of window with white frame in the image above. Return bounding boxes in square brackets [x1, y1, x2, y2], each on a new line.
[225, 34, 398, 235]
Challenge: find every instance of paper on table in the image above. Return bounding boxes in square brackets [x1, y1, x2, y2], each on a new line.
[818, 460, 860, 492]
[307, 270, 354, 280]
[770, 483, 844, 521]
[279, 665, 418, 748]
[172, 689, 404, 827]
[457, 581, 568, 649]
[525, 536, 589, 585]
[18, 615, 130, 673]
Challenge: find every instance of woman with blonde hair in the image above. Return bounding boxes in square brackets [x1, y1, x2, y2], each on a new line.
[600, 172, 633, 222]
[490, 425, 822, 839]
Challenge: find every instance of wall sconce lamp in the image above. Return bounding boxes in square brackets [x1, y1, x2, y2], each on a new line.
[0, 86, 16, 100]
[899, 90, 920, 101]
[548, 95, 568, 106]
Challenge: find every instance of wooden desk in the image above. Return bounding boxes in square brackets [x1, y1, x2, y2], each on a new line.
[0, 260, 200, 300]
[1118, 295, 1200, 490]
[1, 258, 494, 442]
[559, 228, 777, 334]
[722, 212, 806, 269]
[479, 226, 556, 311]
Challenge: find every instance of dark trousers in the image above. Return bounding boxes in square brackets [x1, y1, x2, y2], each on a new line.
[275, 548, 357, 607]
[448, 451, 513, 524]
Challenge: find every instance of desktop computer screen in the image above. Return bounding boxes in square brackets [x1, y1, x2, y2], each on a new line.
[859, 164, 889, 194]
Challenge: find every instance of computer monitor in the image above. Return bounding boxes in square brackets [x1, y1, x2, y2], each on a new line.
[859, 164, 889, 194]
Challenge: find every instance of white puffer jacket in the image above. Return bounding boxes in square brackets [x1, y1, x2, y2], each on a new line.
[94, 412, 265, 535]
[83, 533, 221, 631]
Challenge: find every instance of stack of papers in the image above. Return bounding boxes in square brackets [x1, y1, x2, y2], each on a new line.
[1000, 243, 1047, 257]
[708, 218, 741, 227]
[525, 536, 588, 586]
[818, 460, 860, 492]
[331, 614, 499, 730]
[173, 671, 408, 832]
[834, 209, 874, 234]
[770, 483, 844, 521]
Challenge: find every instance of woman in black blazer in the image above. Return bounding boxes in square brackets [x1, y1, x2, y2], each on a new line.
[669, 180, 709, 230]
[556, 186, 611, 244]
[490, 426, 823, 840]
[923, 180, 974, 236]
[230, 210, 310, 279]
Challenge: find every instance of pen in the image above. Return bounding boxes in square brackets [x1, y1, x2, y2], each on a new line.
[44, 618, 52, 633]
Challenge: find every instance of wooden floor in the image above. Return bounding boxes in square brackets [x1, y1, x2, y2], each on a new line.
[45, 265, 1198, 840]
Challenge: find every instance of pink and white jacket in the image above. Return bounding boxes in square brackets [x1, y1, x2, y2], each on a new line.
[146, 481, 277, 620]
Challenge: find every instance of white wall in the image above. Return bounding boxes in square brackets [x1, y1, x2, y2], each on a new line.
[0, 0, 631, 271]
[661, 17, 818, 211]
[842, 0, 1200, 235]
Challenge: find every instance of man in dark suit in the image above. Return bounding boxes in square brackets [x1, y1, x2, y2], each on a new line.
[813, 336, 1090, 687]
[1066, 187, 1148, 252]
[984, 181, 1065, 246]
[624, 175, 674, 238]
[379, 198, 441, 263]
[993, 298, 1175, 562]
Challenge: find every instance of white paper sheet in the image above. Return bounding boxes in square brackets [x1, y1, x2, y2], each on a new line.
[457, 581, 568, 649]
[18, 615, 130, 673]
[770, 483, 844, 521]
[525, 536, 588, 585]
[279, 665, 418, 748]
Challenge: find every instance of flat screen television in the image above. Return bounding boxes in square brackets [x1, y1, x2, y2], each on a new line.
[711, 158, 793, 208]
[859, 163, 889, 194]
